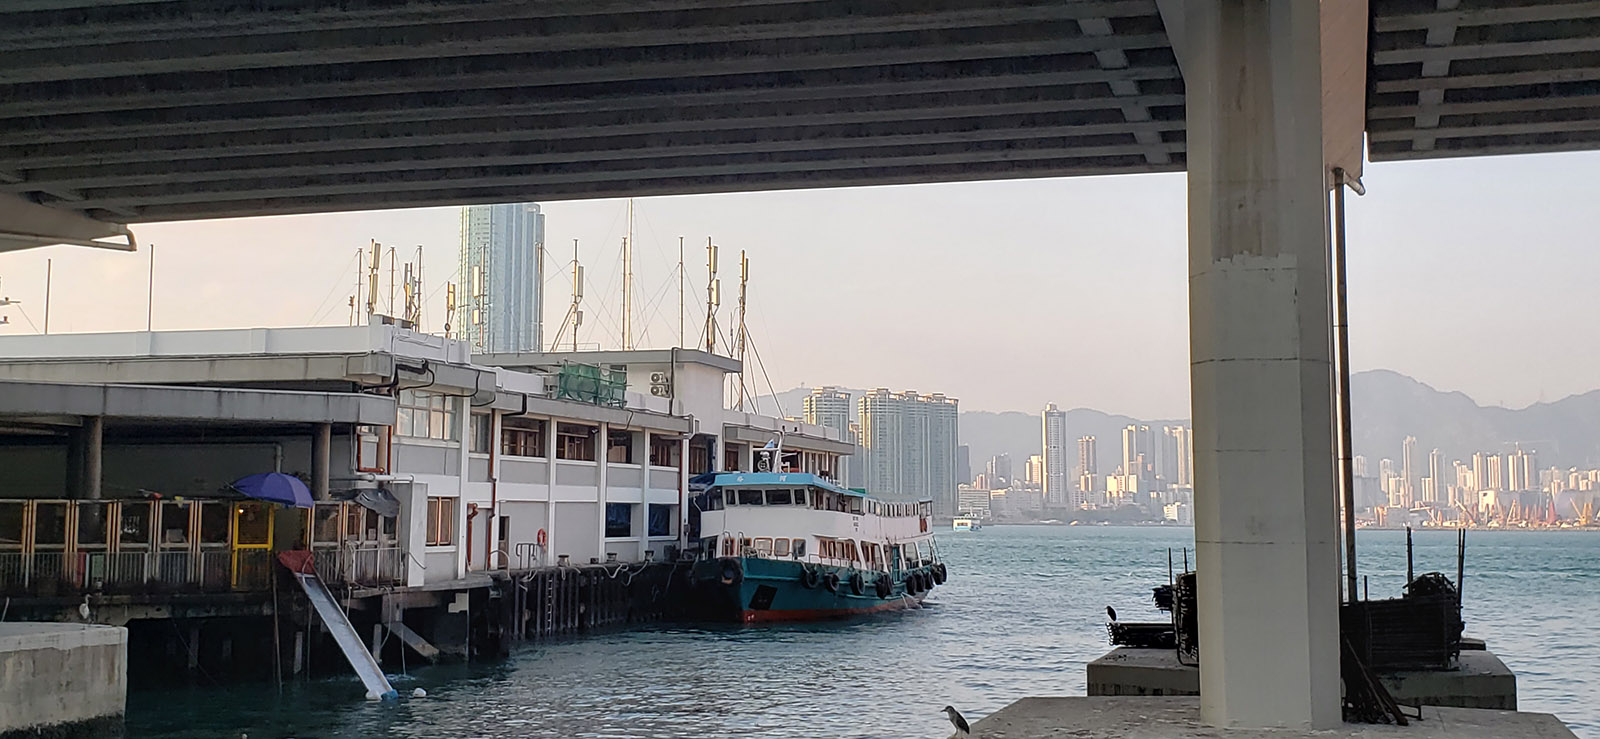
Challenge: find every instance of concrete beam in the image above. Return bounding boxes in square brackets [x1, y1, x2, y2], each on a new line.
[0, 191, 134, 253]
[1375, 1, 1600, 32]
[1373, 35, 1600, 66]
[1186, 0, 1339, 729]
[0, 31, 1172, 119]
[0, 3, 1158, 85]
[2, 89, 1184, 175]
[0, 380, 395, 426]
[0, 62, 1179, 147]
[117, 155, 1185, 222]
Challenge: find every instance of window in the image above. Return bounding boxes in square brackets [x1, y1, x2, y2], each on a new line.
[648, 504, 673, 537]
[793, 538, 807, 558]
[649, 436, 680, 467]
[774, 538, 791, 558]
[502, 417, 547, 458]
[722, 538, 735, 556]
[754, 538, 773, 555]
[117, 503, 151, 547]
[398, 390, 458, 441]
[605, 503, 634, 538]
[0, 502, 23, 548]
[724, 490, 737, 506]
[199, 502, 229, 545]
[34, 502, 67, 547]
[470, 413, 492, 454]
[689, 443, 711, 475]
[795, 489, 808, 507]
[557, 423, 597, 461]
[607, 429, 635, 464]
[737, 489, 764, 506]
[701, 536, 718, 560]
[848, 497, 863, 515]
[426, 497, 456, 546]
[765, 489, 793, 505]
[904, 541, 920, 563]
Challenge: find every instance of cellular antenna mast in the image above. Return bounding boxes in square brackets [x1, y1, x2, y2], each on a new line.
[550, 239, 584, 352]
[704, 238, 719, 355]
[366, 240, 381, 318]
[735, 251, 749, 411]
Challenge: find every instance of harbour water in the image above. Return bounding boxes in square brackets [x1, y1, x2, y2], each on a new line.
[126, 526, 1600, 738]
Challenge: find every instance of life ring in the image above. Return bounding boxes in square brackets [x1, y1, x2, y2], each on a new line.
[849, 572, 865, 596]
[536, 528, 548, 548]
[719, 558, 744, 586]
[932, 563, 947, 585]
[875, 575, 893, 599]
[799, 568, 820, 589]
[823, 571, 840, 593]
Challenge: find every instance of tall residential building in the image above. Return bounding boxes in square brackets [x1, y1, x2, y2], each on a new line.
[1353, 455, 1369, 477]
[857, 389, 960, 514]
[1025, 455, 1045, 486]
[1507, 445, 1537, 491]
[1077, 436, 1098, 504]
[460, 203, 545, 353]
[802, 387, 854, 484]
[1158, 425, 1191, 488]
[957, 445, 972, 487]
[986, 453, 1012, 484]
[1121, 424, 1153, 487]
[1426, 448, 1444, 504]
[1401, 436, 1419, 506]
[1042, 403, 1069, 507]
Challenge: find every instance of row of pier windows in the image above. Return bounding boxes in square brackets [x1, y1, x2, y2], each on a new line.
[488, 416, 683, 469]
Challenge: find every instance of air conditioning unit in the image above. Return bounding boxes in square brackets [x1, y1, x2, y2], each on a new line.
[650, 372, 668, 384]
[650, 385, 671, 397]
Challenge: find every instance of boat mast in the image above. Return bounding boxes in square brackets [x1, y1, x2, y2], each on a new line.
[678, 235, 685, 348]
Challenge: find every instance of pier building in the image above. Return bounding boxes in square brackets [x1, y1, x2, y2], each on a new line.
[0, 322, 850, 678]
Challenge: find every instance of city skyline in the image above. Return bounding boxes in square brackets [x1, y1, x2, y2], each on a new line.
[5, 153, 1600, 418]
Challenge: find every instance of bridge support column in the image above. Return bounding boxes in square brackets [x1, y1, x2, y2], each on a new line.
[1186, 0, 1340, 730]
[311, 422, 331, 502]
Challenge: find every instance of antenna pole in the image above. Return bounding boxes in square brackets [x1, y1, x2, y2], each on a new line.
[735, 251, 749, 411]
[145, 244, 154, 331]
[572, 239, 582, 352]
[45, 259, 53, 334]
[622, 199, 634, 351]
[678, 235, 685, 348]
[388, 245, 396, 316]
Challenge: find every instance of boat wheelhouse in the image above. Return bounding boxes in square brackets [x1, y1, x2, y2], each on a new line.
[688, 471, 946, 623]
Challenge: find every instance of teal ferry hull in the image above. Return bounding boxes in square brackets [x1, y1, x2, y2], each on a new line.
[692, 556, 940, 624]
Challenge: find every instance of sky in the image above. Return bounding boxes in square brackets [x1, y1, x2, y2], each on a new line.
[2, 150, 1598, 419]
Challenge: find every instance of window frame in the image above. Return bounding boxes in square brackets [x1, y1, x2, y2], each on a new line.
[425, 496, 456, 547]
[556, 422, 597, 461]
[501, 417, 548, 458]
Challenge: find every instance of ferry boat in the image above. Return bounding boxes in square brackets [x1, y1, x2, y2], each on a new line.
[952, 517, 982, 532]
[687, 471, 946, 623]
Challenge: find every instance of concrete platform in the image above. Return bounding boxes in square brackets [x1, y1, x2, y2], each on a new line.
[0, 623, 127, 738]
[1087, 647, 1517, 710]
[970, 697, 1576, 738]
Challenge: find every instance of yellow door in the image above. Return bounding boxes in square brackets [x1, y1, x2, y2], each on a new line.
[231, 503, 274, 589]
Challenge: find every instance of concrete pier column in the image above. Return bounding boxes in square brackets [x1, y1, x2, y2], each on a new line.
[1186, 0, 1340, 730]
[311, 422, 332, 502]
[83, 416, 103, 500]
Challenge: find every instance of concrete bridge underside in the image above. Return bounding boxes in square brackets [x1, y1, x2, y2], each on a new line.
[3, 0, 1599, 732]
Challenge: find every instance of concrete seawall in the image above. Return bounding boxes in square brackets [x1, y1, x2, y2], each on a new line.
[0, 623, 126, 738]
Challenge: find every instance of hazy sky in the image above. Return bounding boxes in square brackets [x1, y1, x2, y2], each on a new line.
[2, 151, 1597, 419]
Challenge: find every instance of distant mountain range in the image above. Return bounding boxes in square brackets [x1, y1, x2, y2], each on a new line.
[756, 370, 1600, 476]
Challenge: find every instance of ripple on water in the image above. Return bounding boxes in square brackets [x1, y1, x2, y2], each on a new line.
[124, 527, 1600, 739]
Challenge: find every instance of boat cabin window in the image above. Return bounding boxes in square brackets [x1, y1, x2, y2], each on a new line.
[765, 489, 792, 505]
[722, 538, 735, 556]
[904, 542, 920, 563]
[737, 489, 764, 506]
[774, 538, 791, 557]
[704, 492, 724, 511]
[848, 497, 863, 515]
[701, 536, 718, 560]
[740, 537, 752, 554]
[795, 489, 808, 506]
[793, 538, 807, 558]
[754, 537, 773, 555]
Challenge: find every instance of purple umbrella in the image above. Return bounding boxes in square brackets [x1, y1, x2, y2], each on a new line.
[231, 472, 315, 509]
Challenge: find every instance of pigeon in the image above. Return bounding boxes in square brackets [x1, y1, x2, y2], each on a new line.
[1106, 605, 1117, 622]
[941, 705, 971, 736]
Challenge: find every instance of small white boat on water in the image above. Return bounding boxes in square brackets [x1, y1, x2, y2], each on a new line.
[952, 518, 982, 532]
